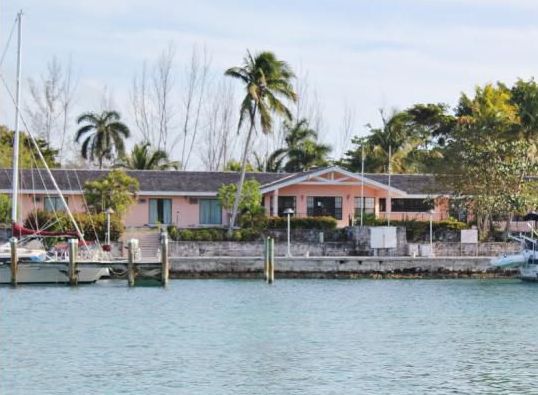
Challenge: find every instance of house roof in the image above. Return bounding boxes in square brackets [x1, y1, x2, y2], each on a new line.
[0, 168, 288, 195]
[0, 167, 451, 196]
[365, 173, 453, 195]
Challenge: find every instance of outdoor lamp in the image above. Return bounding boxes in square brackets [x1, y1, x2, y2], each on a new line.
[105, 207, 115, 246]
[283, 208, 295, 257]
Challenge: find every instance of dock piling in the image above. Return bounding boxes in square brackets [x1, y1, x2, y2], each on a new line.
[68, 238, 78, 286]
[10, 237, 17, 286]
[267, 237, 275, 284]
[127, 239, 138, 287]
[161, 232, 169, 286]
[264, 237, 269, 281]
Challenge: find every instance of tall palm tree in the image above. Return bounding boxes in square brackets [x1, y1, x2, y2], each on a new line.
[115, 142, 180, 170]
[225, 51, 297, 233]
[75, 110, 130, 169]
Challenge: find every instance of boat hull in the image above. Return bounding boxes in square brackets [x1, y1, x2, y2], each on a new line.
[0, 263, 109, 284]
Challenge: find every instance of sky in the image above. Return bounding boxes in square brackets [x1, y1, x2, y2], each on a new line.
[1, 0, 538, 166]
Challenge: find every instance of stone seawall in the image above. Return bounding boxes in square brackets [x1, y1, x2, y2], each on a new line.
[169, 256, 516, 279]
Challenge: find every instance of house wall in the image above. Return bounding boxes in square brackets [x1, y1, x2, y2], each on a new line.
[263, 184, 449, 227]
[17, 193, 226, 229]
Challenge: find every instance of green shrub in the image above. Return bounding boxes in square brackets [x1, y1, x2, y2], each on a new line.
[22, 210, 124, 241]
[232, 230, 242, 241]
[179, 229, 194, 241]
[266, 216, 337, 230]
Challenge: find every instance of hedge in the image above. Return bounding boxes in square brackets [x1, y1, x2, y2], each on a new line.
[167, 226, 262, 242]
[266, 216, 337, 230]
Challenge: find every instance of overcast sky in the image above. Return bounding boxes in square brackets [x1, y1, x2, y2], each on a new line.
[1, 0, 538, 165]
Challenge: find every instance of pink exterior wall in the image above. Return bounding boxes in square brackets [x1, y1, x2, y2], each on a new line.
[17, 193, 226, 229]
[262, 182, 449, 227]
[15, 177, 450, 229]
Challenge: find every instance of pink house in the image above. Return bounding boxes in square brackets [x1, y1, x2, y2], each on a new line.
[4, 166, 452, 229]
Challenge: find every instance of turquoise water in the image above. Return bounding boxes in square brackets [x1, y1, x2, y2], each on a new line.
[1, 279, 538, 394]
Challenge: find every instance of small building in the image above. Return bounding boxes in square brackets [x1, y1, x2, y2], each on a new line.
[1, 166, 451, 228]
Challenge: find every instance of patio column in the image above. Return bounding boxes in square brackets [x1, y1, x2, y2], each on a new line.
[272, 189, 279, 217]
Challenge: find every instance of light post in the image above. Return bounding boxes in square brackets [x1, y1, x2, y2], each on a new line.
[429, 209, 435, 257]
[283, 208, 294, 257]
[105, 207, 114, 245]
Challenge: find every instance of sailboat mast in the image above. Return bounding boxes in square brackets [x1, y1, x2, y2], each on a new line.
[10, 10, 23, 224]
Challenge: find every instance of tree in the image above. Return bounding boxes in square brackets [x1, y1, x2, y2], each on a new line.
[437, 83, 529, 238]
[266, 119, 331, 172]
[115, 142, 179, 170]
[224, 50, 297, 233]
[0, 194, 11, 224]
[75, 110, 130, 169]
[218, 179, 265, 228]
[83, 170, 139, 216]
[26, 56, 77, 163]
[0, 125, 59, 168]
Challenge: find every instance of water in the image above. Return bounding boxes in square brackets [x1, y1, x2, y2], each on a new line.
[1, 279, 538, 395]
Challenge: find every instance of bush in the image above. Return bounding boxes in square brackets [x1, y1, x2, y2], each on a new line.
[266, 216, 337, 230]
[23, 210, 124, 241]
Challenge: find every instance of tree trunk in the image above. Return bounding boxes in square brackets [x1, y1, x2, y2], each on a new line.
[504, 212, 513, 241]
[227, 116, 256, 237]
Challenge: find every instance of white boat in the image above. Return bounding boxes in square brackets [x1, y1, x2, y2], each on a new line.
[491, 235, 538, 281]
[0, 11, 109, 284]
[0, 262, 109, 284]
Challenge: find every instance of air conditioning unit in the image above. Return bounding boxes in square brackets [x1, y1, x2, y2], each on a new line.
[138, 198, 146, 204]
[188, 197, 198, 204]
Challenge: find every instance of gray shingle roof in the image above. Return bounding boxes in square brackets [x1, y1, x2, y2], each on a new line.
[0, 167, 452, 195]
[365, 173, 453, 195]
[0, 169, 288, 194]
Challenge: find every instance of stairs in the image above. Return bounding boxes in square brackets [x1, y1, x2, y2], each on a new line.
[122, 228, 161, 259]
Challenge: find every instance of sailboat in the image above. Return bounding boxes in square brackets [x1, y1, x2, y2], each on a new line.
[0, 11, 109, 284]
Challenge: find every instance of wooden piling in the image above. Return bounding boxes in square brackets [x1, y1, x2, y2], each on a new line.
[263, 237, 269, 281]
[160, 232, 169, 286]
[127, 239, 138, 287]
[10, 237, 17, 286]
[267, 237, 275, 284]
[67, 238, 78, 286]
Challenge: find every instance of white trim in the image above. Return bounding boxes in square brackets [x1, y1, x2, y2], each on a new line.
[260, 166, 407, 195]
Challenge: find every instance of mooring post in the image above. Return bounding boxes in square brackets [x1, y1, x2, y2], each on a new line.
[9, 237, 18, 286]
[267, 237, 275, 284]
[161, 232, 169, 286]
[68, 238, 79, 286]
[127, 239, 138, 287]
[263, 237, 269, 281]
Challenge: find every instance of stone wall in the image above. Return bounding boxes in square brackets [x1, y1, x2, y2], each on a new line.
[167, 239, 522, 258]
[168, 241, 356, 257]
[433, 242, 520, 257]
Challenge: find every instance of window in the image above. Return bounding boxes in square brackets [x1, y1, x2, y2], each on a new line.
[149, 199, 172, 224]
[44, 196, 67, 212]
[199, 199, 222, 225]
[391, 198, 433, 212]
[307, 196, 342, 220]
[354, 197, 375, 216]
[278, 196, 296, 217]
[379, 198, 386, 212]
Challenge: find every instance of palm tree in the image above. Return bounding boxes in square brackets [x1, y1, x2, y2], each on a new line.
[115, 142, 180, 170]
[265, 119, 331, 172]
[75, 111, 130, 169]
[225, 51, 297, 233]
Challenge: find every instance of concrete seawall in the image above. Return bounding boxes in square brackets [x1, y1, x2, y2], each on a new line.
[169, 256, 516, 279]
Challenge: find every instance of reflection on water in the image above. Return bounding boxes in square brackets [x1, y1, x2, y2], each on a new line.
[1, 279, 537, 394]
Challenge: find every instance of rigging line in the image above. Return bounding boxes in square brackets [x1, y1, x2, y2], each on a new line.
[0, 72, 85, 243]
[0, 16, 17, 68]
[27, 148, 62, 232]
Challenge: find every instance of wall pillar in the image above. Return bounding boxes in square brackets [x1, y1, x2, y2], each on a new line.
[272, 189, 279, 217]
